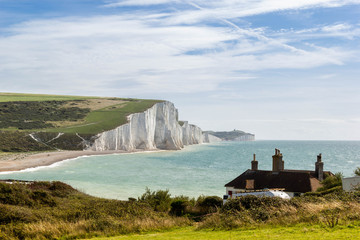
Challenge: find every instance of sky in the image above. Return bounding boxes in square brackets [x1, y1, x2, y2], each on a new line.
[0, 0, 360, 140]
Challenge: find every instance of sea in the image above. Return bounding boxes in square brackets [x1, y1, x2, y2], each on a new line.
[0, 141, 359, 200]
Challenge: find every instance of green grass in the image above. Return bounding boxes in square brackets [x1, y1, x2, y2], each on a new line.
[0, 92, 95, 102]
[0, 92, 163, 135]
[47, 99, 162, 134]
[0, 93, 163, 151]
[86, 225, 360, 240]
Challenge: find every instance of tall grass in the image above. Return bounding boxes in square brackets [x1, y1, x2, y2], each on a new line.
[198, 193, 360, 230]
[1, 181, 359, 239]
[0, 182, 189, 240]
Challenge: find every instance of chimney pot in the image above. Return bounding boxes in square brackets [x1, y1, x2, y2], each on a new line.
[251, 153, 258, 171]
[315, 154, 324, 181]
[272, 148, 284, 171]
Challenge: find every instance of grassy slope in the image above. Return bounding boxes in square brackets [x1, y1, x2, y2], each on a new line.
[89, 225, 360, 240]
[0, 92, 95, 102]
[0, 92, 163, 135]
[48, 99, 162, 134]
[1, 181, 359, 240]
[0, 181, 188, 240]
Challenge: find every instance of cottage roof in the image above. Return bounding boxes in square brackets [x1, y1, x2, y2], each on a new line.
[225, 169, 333, 193]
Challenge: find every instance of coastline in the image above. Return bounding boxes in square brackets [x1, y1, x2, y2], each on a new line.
[0, 149, 160, 172]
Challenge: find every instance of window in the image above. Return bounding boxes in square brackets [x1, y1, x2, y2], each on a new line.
[246, 179, 255, 189]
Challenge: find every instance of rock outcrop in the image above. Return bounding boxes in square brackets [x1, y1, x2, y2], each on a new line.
[203, 130, 255, 141]
[90, 101, 220, 151]
[202, 132, 222, 143]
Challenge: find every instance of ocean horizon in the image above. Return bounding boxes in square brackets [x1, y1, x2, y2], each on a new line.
[1, 140, 359, 200]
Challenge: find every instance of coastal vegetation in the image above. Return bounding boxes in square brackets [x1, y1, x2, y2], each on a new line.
[0, 93, 162, 152]
[355, 167, 360, 176]
[0, 93, 95, 102]
[0, 180, 359, 240]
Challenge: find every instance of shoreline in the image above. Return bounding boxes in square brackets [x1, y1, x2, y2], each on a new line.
[0, 149, 162, 173]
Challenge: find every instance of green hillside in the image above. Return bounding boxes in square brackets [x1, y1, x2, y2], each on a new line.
[0, 93, 163, 152]
[0, 92, 95, 102]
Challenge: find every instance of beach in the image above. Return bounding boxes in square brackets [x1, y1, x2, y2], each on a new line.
[0, 150, 142, 172]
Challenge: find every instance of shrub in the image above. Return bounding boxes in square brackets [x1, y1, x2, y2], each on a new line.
[320, 207, 342, 228]
[0, 100, 90, 130]
[170, 200, 189, 216]
[196, 196, 222, 214]
[138, 188, 172, 212]
[0, 182, 35, 206]
[355, 167, 360, 176]
[317, 172, 343, 192]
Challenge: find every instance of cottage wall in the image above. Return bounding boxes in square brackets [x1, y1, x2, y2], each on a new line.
[342, 176, 360, 192]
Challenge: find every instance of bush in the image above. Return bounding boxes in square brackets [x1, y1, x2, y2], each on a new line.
[138, 188, 172, 212]
[0, 182, 188, 239]
[317, 172, 343, 192]
[355, 167, 360, 176]
[196, 196, 222, 214]
[0, 182, 35, 206]
[170, 200, 189, 216]
[320, 207, 342, 228]
[0, 100, 90, 130]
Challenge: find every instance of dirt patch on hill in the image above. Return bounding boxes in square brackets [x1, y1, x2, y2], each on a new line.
[64, 99, 127, 111]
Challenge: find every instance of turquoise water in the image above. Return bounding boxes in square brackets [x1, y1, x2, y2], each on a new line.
[1, 141, 359, 200]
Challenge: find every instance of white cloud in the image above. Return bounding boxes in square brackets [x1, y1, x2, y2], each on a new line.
[104, 0, 177, 7]
[1, 0, 360, 139]
[106, 0, 360, 22]
[287, 23, 360, 40]
[0, 10, 356, 97]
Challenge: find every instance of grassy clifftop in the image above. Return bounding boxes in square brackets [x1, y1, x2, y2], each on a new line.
[0, 93, 163, 152]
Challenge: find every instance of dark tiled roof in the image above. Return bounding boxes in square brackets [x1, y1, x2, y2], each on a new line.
[225, 170, 333, 193]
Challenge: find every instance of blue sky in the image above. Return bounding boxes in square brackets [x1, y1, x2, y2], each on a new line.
[1, 0, 360, 140]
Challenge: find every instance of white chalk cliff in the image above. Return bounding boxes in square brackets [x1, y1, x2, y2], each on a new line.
[90, 101, 220, 151]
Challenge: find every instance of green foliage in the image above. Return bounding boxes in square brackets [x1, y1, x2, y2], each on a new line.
[0, 131, 52, 152]
[317, 172, 343, 192]
[0, 95, 162, 151]
[138, 188, 172, 212]
[1, 182, 360, 239]
[0, 131, 94, 152]
[196, 196, 222, 214]
[199, 192, 360, 230]
[320, 207, 342, 228]
[50, 99, 162, 134]
[219, 195, 291, 223]
[305, 186, 343, 197]
[222, 195, 288, 213]
[0, 182, 188, 239]
[170, 200, 189, 216]
[355, 167, 360, 176]
[0, 92, 95, 102]
[0, 101, 90, 130]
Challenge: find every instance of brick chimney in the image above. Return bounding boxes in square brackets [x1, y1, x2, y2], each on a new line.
[315, 153, 324, 181]
[251, 153, 258, 171]
[272, 148, 284, 172]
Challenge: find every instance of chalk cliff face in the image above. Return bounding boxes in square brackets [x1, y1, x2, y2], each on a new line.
[90, 101, 219, 151]
[202, 132, 222, 143]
